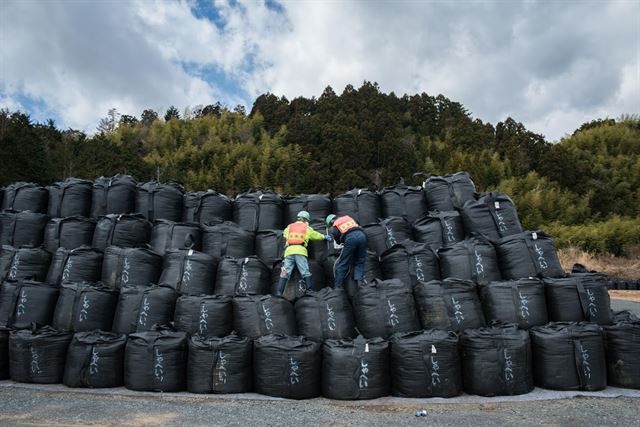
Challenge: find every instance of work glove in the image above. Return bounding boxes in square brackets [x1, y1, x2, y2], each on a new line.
[324, 235, 332, 242]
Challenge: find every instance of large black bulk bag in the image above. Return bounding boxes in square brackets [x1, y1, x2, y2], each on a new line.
[0, 327, 8, 379]
[201, 220, 254, 259]
[9, 326, 72, 383]
[63, 331, 126, 388]
[90, 174, 137, 218]
[380, 242, 440, 287]
[284, 194, 332, 225]
[52, 282, 118, 332]
[307, 220, 337, 261]
[423, 172, 476, 211]
[46, 247, 103, 285]
[233, 191, 284, 232]
[253, 335, 321, 399]
[461, 193, 523, 240]
[332, 188, 381, 226]
[603, 319, 640, 389]
[159, 249, 217, 295]
[92, 214, 151, 251]
[479, 279, 548, 328]
[183, 190, 233, 223]
[438, 237, 502, 284]
[270, 259, 325, 302]
[135, 181, 185, 222]
[544, 274, 612, 324]
[0, 280, 59, 329]
[216, 256, 270, 296]
[124, 329, 188, 392]
[232, 295, 296, 339]
[412, 211, 465, 249]
[173, 295, 233, 337]
[43, 216, 95, 253]
[496, 231, 564, 279]
[0, 246, 51, 283]
[461, 324, 533, 396]
[47, 178, 93, 218]
[2, 182, 48, 213]
[101, 246, 162, 290]
[413, 279, 485, 331]
[254, 229, 285, 267]
[187, 335, 252, 393]
[353, 278, 420, 339]
[323, 251, 382, 300]
[0, 210, 48, 247]
[322, 336, 390, 400]
[295, 287, 356, 340]
[150, 220, 202, 256]
[530, 322, 606, 391]
[112, 285, 178, 334]
[390, 330, 462, 398]
[363, 217, 413, 258]
[380, 184, 428, 223]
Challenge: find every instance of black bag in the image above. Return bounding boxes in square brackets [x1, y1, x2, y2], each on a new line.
[46, 246, 103, 285]
[0, 246, 51, 283]
[63, 331, 126, 388]
[47, 178, 93, 218]
[479, 279, 548, 328]
[438, 237, 502, 284]
[461, 193, 523, 240]
[270, 259, 325, 302]
[52, 282, 118, 332]
[379, 184, 428, 223]
[390, 330, 462, 398]
[43, 217, 96, 253]
[0, 280, 59, 329]
[101, 246, 163, 290]
[216, 256, 271, 296]
[0, 210, 49, 247]
[2, 182, 48, 213]
[283, 194, 332, 225]
[9, 326, 72, 383]
[90, 174, 137, 218]
[173, 295, 233, 337]
[135, 181, 185, 222]
[253, 335, 322, 399]
[353, 278, 420, 339]
[124, 329, 188, 392]
[295, 287, 357, 340]
[544, 273, 612, 324]
[233, 191, 284, 232]
[323, 251, 382, 300]
[363, 217, 413, 258]
[0, 327, 8, 379]
[254, 230, 285, 267]
[232, 295, 297, 339]
[423, 172, 476, 211]
[307, 221, 338, 261]
[159, 249, 217, 295]
[412, 211, 465, 249]
[150, 220, 202, 256]
[92, 214, 151, 251]
[604, 318, 640, 389]
[201, 220, 255, 259]
[332, 188, 381, 226]
[413, 279, 485, 332]
[496, 231, 564, 279]
[112, 285, 178, 334]
[530, 322, 607, 391]
[380, 242, 440, 287]
[183, 190, 233, 223]
[187, 335, 253, 393]
[322, 336, 390, 400]
[461, 324, 534, 396]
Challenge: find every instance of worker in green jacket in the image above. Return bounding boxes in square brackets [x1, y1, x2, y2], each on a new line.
[277, 210, 331, 296]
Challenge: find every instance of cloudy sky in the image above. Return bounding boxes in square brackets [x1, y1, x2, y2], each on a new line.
[1, 0, 638, 141]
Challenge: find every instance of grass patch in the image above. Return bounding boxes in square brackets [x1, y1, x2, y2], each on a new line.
[558, 247, 640, 279]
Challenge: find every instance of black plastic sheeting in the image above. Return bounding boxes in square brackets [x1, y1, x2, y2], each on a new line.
[0, 210, 49, 247]
[496, 231, 564, 279]
[530, 322, 607, 391]
[254, 229, 285, 268]
[159, 249, 217, 295]
[294, 287, 357, 340]
[52, 282, 118, 332]
[253, 335, 321, 399]
[150, 220, 202, 256]
[9, 326, 72, 384]
[270, 259, 325, 302]
[47, 178, 93, 218]
[187, 335, 253, 394]
[603, 318, 640, 389]
[283, 194, 332, 225]
[322, 336, 390, 400]
[380, 184, 429, 223]
[390, 330, 462, 398]
[135, 181, 185, 222]
[112, 285, 178, 334]
[412, 211, 465, 249]
[544, 274, 612, 324]
[173, 295, 233, 337]
[183, 190, 233, 223]
[216, 256, 271, 296]
[332, 188, 381, 226]
[461, 324, 534, 396]
[0, 246, 51, 283]
[101, 246, 162, 290]
[43, 217, 96, 253]
[233, 191, 284, 232]
[2, 182, 49, 213]
[323, 251, 382, 300]
[363, 217, 413, 258]
[91, 214, 151, 251]
[0, 280, 59, 329]
[423, 172, 476, 211]
[63, 331, 126, 388]
[413, 279, 485, 332]
[353, 278, 420, 339]
[232, 295, 297, 339]
[90, 174, 137, 218]
[0, 327, 8, 380]
[461, 192, 523, 240]
[380, 242, 440, 287]
[124, 329, 188, 392]
[438, 237, 502, 285]
[46, 247, 103, 285]
[479, 279, 548, 329]
[201, 220, 255, 259]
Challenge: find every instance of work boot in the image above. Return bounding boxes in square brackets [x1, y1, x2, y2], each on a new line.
[355, 278, 367, 288]
[304, 276, 313, 291]
[276, 277, 288, 296]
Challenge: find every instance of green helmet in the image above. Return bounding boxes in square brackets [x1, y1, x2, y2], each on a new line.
[297, 210, 311, 221]
[325, 214, 337, 226]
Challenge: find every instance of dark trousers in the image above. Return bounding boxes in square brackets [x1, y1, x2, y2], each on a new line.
[334, 229, 367, 288]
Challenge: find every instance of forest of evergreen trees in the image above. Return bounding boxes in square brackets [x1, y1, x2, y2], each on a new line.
[1, 82, 638, 254]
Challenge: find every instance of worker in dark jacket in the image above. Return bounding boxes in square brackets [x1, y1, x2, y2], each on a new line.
[325, 214, 368, 289]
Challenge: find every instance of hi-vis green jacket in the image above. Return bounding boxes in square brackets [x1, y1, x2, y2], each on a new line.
[283, 221, 325, 258]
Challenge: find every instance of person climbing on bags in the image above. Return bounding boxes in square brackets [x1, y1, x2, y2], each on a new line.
[277, 210, 331, 296]
[325, 214, 368, 289]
